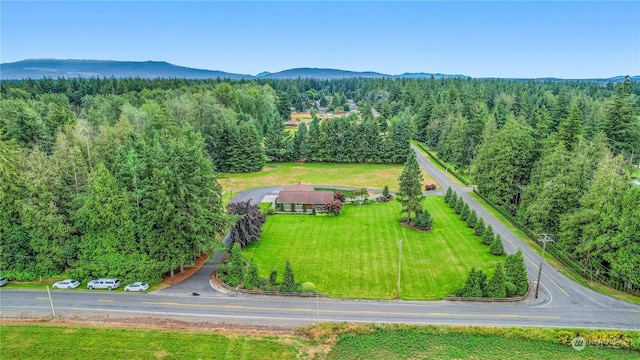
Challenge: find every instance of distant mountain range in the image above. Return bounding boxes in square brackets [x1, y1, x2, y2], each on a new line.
[1, 59, 637, 82]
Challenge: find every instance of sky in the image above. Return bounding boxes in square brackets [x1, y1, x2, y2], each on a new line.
[1, 1, 639, 78]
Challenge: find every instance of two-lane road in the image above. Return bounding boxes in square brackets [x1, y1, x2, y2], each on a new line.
[2, 289, 639, 330]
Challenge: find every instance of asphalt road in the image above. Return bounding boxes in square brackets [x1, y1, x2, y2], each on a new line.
[2, 148, 639, 330]
[2, 288, 639, 329]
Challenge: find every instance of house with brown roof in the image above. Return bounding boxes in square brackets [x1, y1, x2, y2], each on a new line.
[276, 184, 334, 213]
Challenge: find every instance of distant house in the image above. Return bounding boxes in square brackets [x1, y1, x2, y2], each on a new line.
[276, 184, 334, 213]
[284, 119, 299, 127]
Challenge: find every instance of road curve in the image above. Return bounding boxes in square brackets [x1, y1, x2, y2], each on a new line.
[411, 144, 638, 311]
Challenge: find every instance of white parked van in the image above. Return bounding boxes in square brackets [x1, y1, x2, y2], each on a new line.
[87, 278, 120, 290]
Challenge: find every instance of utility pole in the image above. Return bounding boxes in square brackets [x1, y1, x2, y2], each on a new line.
[535, 233, 555, 299]
[316, 290, 320, 328]
[46, 286, 55, 318]
[397, 239, 403, 299]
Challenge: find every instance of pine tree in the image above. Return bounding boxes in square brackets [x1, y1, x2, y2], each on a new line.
[473, 115, 534, 206]
[474, 217, 485, 236]
[227, 243, 245, 288]
[444, 186, 452, 203]
[243, 258, 261, 290]
[602, 78, 640, 159]
[467, 209, 478, 228]
[557, 104, 584, 151]
[460, 203, 470, 221]
[449, 192, 457, 208]
[396, 152, 424, 221]
[280, 260, 299, 293]
[505, 249, 528, 296]
[490, 235, 506, 255]
[461, 268, 483, 298]
[454, 197, 464, 214]
[411, 209, 433, 230]
[382, 185, 390, 198]
[482, 225, 495, 245]
[486, 263, 507, 298]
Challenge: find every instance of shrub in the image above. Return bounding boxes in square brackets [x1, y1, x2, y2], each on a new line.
[269, 269, 278, 285]
[378, 195, 388, 202]
[411, 209, 433, 230]
[279, 203, 284, 211]
[311, 207, 316, 215]
[382, 185, 390, 198]
[325, 200, 343, 215]
[505, 281, 517, 297]
[266, 207, 276, 215]
[290, 203, 295, 212]
[334, 191, 346, 202]
[490, 235, 505, 255]
[301, 282, 316, 293]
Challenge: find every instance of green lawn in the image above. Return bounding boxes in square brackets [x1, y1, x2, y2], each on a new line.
[0, 325, 299, 360]
[243, 197, 500, 300]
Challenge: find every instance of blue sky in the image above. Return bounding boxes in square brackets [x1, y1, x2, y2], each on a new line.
[2, 1, 639, 78]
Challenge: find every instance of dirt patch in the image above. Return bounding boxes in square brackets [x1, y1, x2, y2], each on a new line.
[161, 253, 209, 285]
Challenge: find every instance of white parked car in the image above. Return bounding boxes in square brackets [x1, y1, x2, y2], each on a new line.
[87, 278, 120, 290]
[0, 276, 8, 287]
[52, 279, 80, 289]
[124, 282, 149, 292]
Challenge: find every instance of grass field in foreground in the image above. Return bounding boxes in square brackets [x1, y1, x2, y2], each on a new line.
[0, 325, 299, 360]
[328, 326, 640, 360]
[4, 323, 637, 360]
[219, 162, 436, 201]
[243, 198, 499, 300]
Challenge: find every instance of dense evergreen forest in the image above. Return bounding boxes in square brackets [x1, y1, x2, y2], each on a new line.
[0, 76, 638, 292]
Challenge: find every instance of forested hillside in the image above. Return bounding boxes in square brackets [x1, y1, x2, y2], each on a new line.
[0, 76, 638, 292]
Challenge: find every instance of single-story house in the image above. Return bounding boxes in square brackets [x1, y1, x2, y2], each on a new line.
[276, 184, 334, 213]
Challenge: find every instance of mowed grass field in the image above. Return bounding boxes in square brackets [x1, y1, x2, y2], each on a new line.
[0, 325, 299, 360]
[219, 163, 437, 199]
[243, 197, 499, 300]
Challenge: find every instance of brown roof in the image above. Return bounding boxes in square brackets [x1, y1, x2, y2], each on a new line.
[283, 184, 314, 192]
[277, 190, 334, 204]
